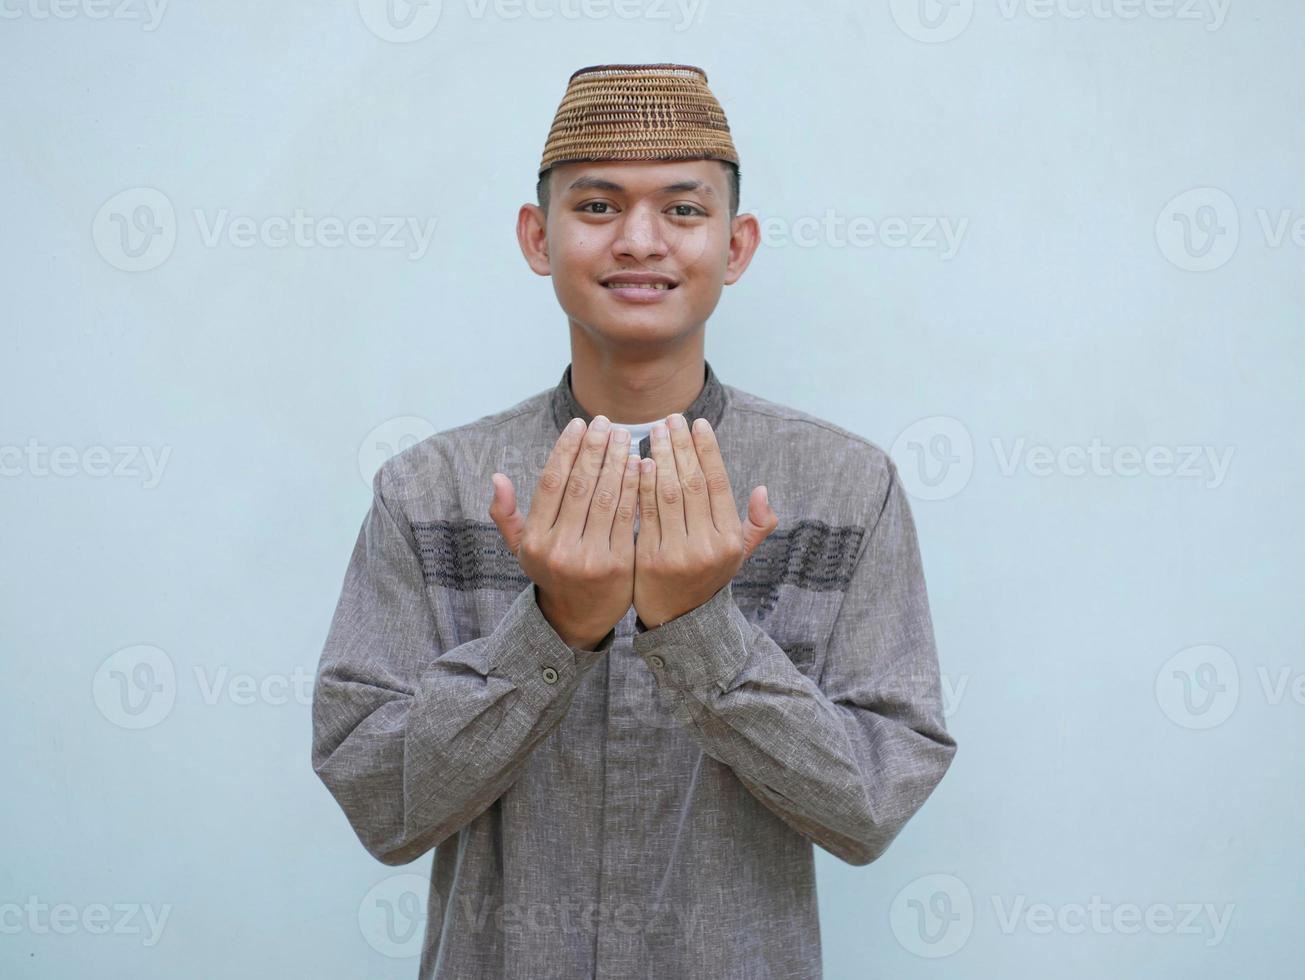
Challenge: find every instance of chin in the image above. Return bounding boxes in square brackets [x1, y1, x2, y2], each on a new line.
[578, 309, 695, 344]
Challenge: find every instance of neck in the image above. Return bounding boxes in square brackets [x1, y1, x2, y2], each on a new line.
[566, 329, 707, 424]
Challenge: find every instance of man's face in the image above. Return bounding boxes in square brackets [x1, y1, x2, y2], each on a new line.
[518, 159, 758, 346]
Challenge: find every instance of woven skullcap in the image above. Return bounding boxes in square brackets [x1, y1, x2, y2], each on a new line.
[538, 63, 739, 177]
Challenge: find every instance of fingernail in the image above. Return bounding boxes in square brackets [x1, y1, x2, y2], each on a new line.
[614, 427, 629, 444]
[640, 458, 654, 473]
[652, 423, 668, 441]
[626, 456, 639, 472]
[692, 417, 709, 434]
[668, 413, 686, 430]
[567, 418, 584, 433]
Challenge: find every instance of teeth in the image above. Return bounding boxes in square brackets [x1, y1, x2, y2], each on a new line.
[605, 282, 670, 290]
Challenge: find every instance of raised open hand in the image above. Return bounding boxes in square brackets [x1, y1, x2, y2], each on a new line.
[490, 415, 639, 650]
[634, 413, 778, 628]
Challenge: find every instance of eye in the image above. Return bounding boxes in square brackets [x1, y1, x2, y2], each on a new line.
[578, 201, 616, 214]
[669, 203, 706, 217]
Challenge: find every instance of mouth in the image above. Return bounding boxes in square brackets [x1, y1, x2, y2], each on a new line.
[600, 278, 679, 303]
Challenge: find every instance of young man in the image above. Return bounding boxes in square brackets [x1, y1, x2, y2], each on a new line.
[312, 63, 957, 980]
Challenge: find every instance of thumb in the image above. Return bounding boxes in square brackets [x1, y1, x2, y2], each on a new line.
[740, 485, 779, 560]
[489, 473, 526, 557]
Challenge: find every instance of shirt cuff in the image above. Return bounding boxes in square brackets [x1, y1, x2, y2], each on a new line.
[485, 582, 614, 708]
[630, 581, 751, 695]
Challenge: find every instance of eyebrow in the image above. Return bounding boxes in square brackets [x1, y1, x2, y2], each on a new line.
[565, 176, 716, 197]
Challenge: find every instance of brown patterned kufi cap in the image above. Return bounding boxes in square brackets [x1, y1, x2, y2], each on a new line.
[538, 63, 739, 177]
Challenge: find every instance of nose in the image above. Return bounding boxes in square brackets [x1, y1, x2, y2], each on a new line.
[610, 203, 668, 263]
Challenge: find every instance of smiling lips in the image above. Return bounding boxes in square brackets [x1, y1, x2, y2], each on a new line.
[602, 281, 677, 302]
[600, 274, 678, 302]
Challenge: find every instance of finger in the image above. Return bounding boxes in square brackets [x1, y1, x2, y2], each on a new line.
[582, 424, 630, 542]
[529, 417, 587, 534]
[555, 415, 613, 541]
[741, 485, 780, 560]
[637, 456, 661, 555]
[612, 451, 640, 561]
[665, 412, 711, 535]
[649, 420, 686, 539]
[488, 473, 526, 556]
[690, 417, 739, 534]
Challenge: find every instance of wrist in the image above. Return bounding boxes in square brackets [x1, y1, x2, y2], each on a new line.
[535, 585, 611, 649]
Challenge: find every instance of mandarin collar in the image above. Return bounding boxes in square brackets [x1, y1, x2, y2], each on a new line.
[548, 359, 728, 459]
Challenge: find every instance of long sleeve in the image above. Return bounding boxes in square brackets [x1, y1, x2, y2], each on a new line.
[311, 464, 616, 866]
[630, 457, 957, 866]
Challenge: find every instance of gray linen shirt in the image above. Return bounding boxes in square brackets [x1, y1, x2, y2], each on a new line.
[311, 360, 958, 979]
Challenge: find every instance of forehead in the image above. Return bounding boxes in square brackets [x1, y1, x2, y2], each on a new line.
[550, 159, 727, 196]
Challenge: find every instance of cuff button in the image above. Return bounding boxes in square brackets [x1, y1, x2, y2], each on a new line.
[542, 666, 559, 684]
[648, 655, 664, 670]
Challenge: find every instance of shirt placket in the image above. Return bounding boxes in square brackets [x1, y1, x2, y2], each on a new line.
[594, 603, 646, 977]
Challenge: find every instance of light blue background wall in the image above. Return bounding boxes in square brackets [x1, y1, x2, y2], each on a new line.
[2, 1, 1301, 976]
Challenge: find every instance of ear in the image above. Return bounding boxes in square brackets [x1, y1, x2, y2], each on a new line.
[723, 212, 761, 286]
[517, 203, 551, 277]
